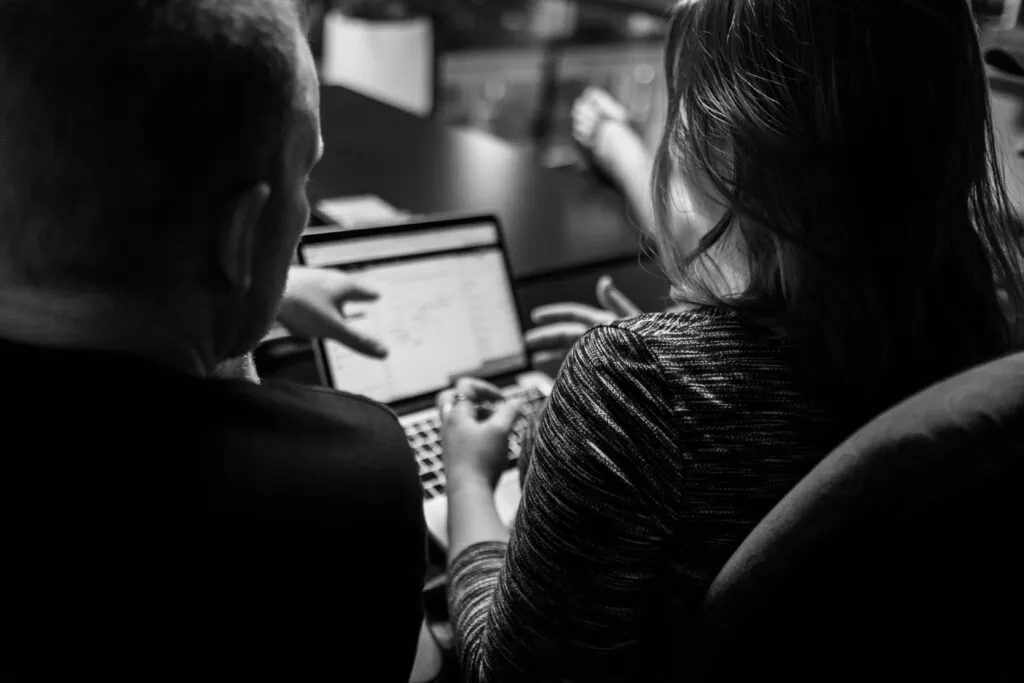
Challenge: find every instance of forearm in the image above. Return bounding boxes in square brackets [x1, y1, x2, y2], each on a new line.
[446, 474, 510, 565]
[618, 151, 657, 237]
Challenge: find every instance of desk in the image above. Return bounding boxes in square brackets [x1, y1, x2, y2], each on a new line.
[261, 87, 670, 383]
[312, 86, 651, 281]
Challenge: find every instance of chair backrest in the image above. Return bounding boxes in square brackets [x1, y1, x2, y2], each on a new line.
[693, 351, 1024, 682]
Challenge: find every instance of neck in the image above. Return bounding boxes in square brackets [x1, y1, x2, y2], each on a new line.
[678, 232, 751, 304]
[0, 284, 216, 377]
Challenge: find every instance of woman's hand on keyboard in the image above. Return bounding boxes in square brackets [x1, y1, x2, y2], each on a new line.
[438, 377, 525, 490]
[525, 275, 642, 369]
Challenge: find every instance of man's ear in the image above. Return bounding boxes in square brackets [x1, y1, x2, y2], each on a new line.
[219, 183, 271, 294]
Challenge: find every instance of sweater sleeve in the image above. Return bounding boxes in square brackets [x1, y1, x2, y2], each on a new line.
[448, 324, 686, 682]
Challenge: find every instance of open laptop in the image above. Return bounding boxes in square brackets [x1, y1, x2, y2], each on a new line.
[296, 213, 553, 545]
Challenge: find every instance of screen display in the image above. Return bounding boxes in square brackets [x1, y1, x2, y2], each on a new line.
[300, 221, 528, 405]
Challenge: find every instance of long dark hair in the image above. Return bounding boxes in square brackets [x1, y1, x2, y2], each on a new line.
[652, 0, 1024, 425]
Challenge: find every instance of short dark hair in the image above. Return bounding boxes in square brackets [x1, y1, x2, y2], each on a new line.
[652, 0, 1024, 427]
[0, 0, 304, 288]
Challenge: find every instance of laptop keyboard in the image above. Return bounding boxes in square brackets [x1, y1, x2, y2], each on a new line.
[406, 385, 547, 499]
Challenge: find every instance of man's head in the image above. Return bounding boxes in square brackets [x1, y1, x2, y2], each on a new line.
[0, 0, 322, 363]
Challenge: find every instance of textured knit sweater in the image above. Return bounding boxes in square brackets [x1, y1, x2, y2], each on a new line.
[448, 308, 841, 682]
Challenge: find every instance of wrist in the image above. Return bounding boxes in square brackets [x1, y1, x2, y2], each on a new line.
[445, 468, 495, 496]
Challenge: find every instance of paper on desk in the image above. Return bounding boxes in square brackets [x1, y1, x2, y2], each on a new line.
[310, 195, 411, 233]
[423, 468, 521, 550]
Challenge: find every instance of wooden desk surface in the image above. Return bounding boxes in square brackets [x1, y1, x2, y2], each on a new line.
[310, 86, 646, 281]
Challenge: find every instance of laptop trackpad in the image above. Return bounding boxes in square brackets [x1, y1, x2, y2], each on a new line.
[423, 469, 521, 551]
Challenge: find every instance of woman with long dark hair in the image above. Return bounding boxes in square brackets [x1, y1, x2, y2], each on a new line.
[437, 1, 1024, 680]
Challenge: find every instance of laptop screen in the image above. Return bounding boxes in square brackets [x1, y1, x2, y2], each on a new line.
[299, 217, 528, 406]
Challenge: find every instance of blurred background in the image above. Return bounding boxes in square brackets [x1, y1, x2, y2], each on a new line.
[303, 0, 670, 168]
[297, 1, 1024, 218]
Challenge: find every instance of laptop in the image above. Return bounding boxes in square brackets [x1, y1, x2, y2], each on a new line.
[296, 213, 553, 545]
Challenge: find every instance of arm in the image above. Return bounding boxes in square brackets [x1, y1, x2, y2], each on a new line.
[447, 326, 686, 682]
[212, 398, 427, 680]
[611, 130, 657, 236]
[439, 377, 523, 559]
[446, 473, 510, 560]
[573, 88, 657, 236]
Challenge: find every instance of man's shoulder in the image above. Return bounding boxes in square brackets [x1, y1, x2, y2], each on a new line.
[214, 378, 398, 435]
[207, 382, 419, 505]
[253, 379, 401, 427]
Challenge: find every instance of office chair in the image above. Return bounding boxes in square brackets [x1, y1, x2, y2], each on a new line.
[692, 351, 1024, 682]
